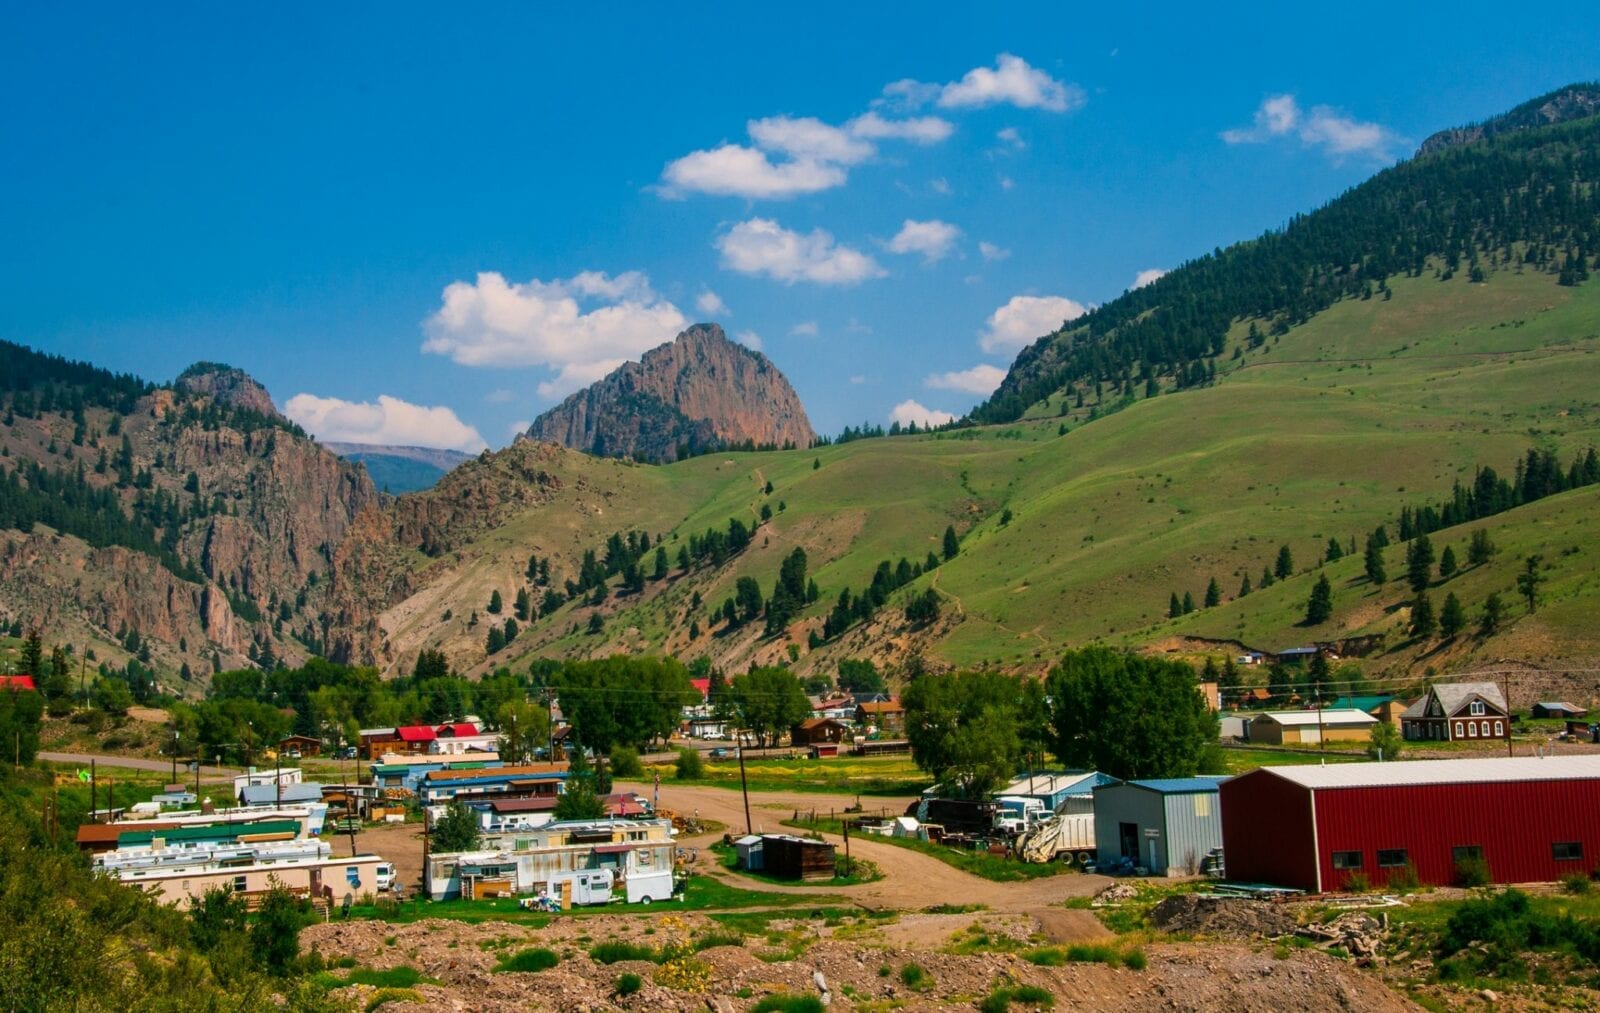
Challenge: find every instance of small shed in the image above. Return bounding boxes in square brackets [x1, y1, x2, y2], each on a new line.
[733, 834, 764, 871]
[759, 834, 836, 881]
[1249, 709, 1378, 745]
[1534, 702, 1588, 719]
[809, 743, 840, 759]
[1092, 777, 1227, 875]
[278, 735, 322, 757]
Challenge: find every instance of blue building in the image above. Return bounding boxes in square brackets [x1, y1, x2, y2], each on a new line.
[1092, 776, 1227, 875]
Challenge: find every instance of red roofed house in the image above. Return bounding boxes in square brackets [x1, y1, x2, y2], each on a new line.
[1, 675, 37, 691]
[690, 678, 711, 699]
[391, 724, 437, 754]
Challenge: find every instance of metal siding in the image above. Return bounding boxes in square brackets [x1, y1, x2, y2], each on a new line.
[1093, 785, 1164, 867]
[1220, 770, 1320, 891]
[1313, 779, 1600, 888]
[1162, 792, 1223, 876]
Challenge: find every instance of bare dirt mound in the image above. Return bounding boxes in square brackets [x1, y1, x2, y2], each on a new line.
[1149, 894, 1298, 938]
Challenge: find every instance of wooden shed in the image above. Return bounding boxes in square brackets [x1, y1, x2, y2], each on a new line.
[791, 717, 849, 747]
[759, 834, 836, 881]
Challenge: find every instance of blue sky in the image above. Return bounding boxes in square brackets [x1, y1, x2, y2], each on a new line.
[3, 4, 1597, 450]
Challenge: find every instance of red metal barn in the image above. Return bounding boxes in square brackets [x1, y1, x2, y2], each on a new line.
[1222, 756, 1600, 892]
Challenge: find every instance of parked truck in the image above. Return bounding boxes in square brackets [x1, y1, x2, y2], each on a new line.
[1014, 813, 1096, 864]
[914, 797, 999, 837]
[992, 796, 1048, 836]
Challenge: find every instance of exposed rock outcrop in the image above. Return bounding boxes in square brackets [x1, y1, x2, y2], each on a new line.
[526, 324, 816, 462]
[1417, 82, 1600, 156]
[174, 362, 283, 418]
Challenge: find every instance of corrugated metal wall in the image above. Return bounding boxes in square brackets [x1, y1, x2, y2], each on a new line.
[1094, 786, 1221, 874]
[1093, 785, 1164, 867]
[1220, 770, 1321, 890]
[1313, 778, 1600, 888]
[1161, 791, 1224, 876]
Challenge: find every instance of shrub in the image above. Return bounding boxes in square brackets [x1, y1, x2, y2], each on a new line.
[1564, 873, 1592, 895]
[979, 984, 1055, 1012]
[346, 966, 429, 988]
[1065, 943, 1120, 967]
[589, 941, 656, 964]
[615, 972, 643, 996]
[899, 962, 927, 989]
[1454, 854, 1492, 888]
[751, 996, 825, 1013]
[610, 746, 643, 779]
[495, 947, 559, 973]
[365, 988, 424, 1012]
[1341, 871, 1370, 893]
[674, 747, 704, 781]
[1385, 862, 1422, 892]
[691, 931, 744, 952]
[1123, 947, 1148, 971]
[653, 956, 712, 992]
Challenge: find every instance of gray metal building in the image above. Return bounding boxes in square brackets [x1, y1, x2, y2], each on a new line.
[1091, 776, 1227, 875]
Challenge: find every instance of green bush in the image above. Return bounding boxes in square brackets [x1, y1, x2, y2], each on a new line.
[1385, 862, 1422, 892]
[691, 931, 744, 952]
[1123, 947, 1148, 971]
[674, 747, 704, 780]
[610, 746, 644, 778]
[365, 988, 424, 1012]
[899, 962, 927, 989]
[1454, 854, 1492, 888]
[346, 966, 430, 988]
[589, 941, 657, 964]
[1065, 943, 1120, 967]
[1563, 873, 1592, 895]
[979, 984, 1056, 1012]
[494, 947, 560, 973]
[751, 996, 825, 1013]
[616, 972, 643, 996]
[1341, 871, 1370, 893]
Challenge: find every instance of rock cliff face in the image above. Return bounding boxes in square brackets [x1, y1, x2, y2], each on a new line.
[526, 324, 816, 462]
[1417, 83, 1600, 156]
[174, 362, 283, 418]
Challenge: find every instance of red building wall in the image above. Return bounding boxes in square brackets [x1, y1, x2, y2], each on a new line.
[1311, 778, 1600, 888]
[1220, 770, 1321, 891]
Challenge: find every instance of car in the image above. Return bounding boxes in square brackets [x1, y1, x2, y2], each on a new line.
[374, 862, 396, 892]
[336, 746, 359, 760]
[708, 747, 732, 759]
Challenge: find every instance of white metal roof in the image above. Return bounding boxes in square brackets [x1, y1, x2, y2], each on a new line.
[1257, 754, 1600, 790]
[1254, 709, 1377, 728]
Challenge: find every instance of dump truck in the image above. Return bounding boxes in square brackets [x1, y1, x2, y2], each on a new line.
[1014, 813, 1096, 864]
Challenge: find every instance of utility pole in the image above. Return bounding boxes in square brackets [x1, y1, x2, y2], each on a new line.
[737, 730, 753, 836]
[90, 758, 96, 824]
[171, 728, 179, 785]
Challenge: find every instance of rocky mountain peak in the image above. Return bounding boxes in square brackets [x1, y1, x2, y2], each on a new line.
[526, 323, 816, 462]
[1417, 82, 1600, 157]
[174, 362, 281, 418]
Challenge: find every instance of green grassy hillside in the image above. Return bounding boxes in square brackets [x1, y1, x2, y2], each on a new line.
[379, 265, 1600, 688]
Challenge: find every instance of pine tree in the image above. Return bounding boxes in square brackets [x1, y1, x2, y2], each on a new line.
[1410, 591, 1437, 639]
[1439, 545, 1458, 579]
[652, 546, 669, 581]
[1364, 534, 1387, 584]
[1181, 591, 1195, 615]
[1274, 545, 1294, 580]
[1467, 528, 1496, 566]
[486, 625, 506, 653]
[1204, 578, 1221, 608]
[943, 526, 960, 561]
[1260, 566, 1275, 589]
[1169, 592, 1182, 619]
[1517, 555, 1545, 613]
[1325, 537, 1343, 563]
[1440, 592, 1465, 638]
[586, 612, 604, 635]
[487, 589, 503, 614]
[1406, 534, 1435, 593]
[1238, 574, 1252, 597]
[1304, 573, 1333, 625]
[513, 587, 530, 621]
[1479, 593, 1505, 636]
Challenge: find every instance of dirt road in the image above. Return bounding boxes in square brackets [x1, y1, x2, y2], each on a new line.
[37, 750, 234, 780]
[625, 780, 1110, 939]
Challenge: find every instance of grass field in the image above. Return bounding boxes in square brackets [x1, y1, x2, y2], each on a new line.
[646, 753, 925, 797]
[372, 266, 1600, 685]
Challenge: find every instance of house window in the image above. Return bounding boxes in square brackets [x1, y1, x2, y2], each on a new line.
[1452, 845, 1484, 865]
[347, 866, 361, 888]
[1468, 721, 1478, 737]
[1193, 794, 1211, 818]
[1331, 851, 1364, 870]
[1554, 842, 1584, 861]
[1377, 849, 1409, 868]
[232, 875, 248, 892]
[1470, 701, 1486, 716]
[1454, 721, 1464, 738]
[1494, 720, 1504, 736]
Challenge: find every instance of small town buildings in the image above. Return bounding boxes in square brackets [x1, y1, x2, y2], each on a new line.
[791, 717, 850, 747]
[1248, 709, 1378, 745]
[1197, 681, 1221, 712]
[427, 817, 675, 904]
[277, 735, 322, 757]
[1400, 682, 1510, 742]
[995, 771, 1115, 815]
[1092, 777, 1227, 875]
[1, 674, 38, 691]
[239, 783, 326, 807]
[758, 834, 836, 880]
[96, 837, 389, 908]
[419, 763, 567, 806]
[1221, 755, 1600, 891]
[855, 700, 905, 731]
[233, 767, 303, 801]
[1533, 702, 1588, 719]
[684, 717, 728, 739]
[1331, 695, 1406, 728]
[733, 834, 764, 871]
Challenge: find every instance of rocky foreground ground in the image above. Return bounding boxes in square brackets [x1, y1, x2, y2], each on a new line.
[303, 908, 1416, 1012]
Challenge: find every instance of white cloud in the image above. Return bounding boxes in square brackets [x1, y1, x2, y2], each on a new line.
[285, 393, 487, 453]
[978, 241, 1010, 262]
[929, 177, 952, 195]
[996, 126, 1026, 149]
[1132, 268, 1167, 289]
[849, 375, 867, 385]
[887, 219, 962, 263]
[485, 388, 514, 403]
[696, 289, 728, 316]
[421, 269, 687, 399]
[734, 329, 763, 351]
[979, 294, 1088, 353]
[660, 111, 954, 200]
[1222, 94, 1396, 160]
[889, 399, 957, 428]
[659, 144, 845, 199]
[716, 218, 886, 285]
[879, 78, 943, 111]
[846, 111, 954, 144]
[789, 321, 819, 337]
[999, 175, 1015, 190]
[938, 54, 1083, 112]
[507, 419, 531, 438]
[925, 363, 1007, 395]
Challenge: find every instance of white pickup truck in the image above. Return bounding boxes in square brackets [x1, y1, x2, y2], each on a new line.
[992, 796, 1048, 836]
